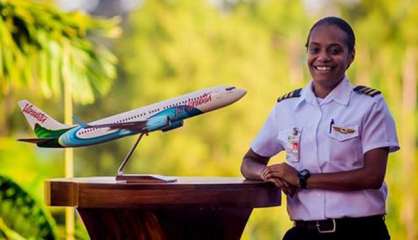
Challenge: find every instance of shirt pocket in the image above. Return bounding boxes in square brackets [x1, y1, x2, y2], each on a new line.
[277, 127, 303, 163]
[327, 125, 362, 168]
[328, 125, 359, 141]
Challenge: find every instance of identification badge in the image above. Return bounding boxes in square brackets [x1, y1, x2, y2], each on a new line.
[287, 127, 301, 162]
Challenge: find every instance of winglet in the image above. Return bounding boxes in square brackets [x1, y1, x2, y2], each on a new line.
[73, 115, 88, 127]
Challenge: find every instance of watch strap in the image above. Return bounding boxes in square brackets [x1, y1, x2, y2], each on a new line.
[298, 169, 310, 189]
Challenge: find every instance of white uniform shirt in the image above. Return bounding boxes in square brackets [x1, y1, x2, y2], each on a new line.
[251, 77, 400, 220]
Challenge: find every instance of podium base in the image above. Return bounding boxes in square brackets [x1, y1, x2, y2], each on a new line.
[115, 174, 177, 183]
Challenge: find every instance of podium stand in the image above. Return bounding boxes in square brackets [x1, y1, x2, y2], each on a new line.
[45, 177, 281, 240]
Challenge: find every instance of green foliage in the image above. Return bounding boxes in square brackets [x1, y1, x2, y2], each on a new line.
[0, 0, 119, 103]
[0, 218, 25, 240]
[0, 175, 56, 239]
[0, 0, 120, 239]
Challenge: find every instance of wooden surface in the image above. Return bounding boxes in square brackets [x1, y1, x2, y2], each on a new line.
[45, 176, 281, 208]
[45, 177, 281, 240]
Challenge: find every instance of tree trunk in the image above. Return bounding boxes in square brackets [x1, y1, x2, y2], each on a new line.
[63, 43, 75, 240]
[401, 46, 417, 240]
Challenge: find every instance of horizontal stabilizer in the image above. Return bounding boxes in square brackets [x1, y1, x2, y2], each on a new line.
[18, 138, 55, 144]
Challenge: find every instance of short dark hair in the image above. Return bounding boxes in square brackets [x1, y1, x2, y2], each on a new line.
[305, 16, 355, 53]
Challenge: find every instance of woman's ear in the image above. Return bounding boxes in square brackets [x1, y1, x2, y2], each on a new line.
[346, 48, 355, 70]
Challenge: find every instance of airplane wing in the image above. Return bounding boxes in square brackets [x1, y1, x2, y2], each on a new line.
[85, 120, 147, 132]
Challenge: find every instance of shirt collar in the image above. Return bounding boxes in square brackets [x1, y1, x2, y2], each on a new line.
[296, 76, 352, 108]
[323, 77, 352, 106]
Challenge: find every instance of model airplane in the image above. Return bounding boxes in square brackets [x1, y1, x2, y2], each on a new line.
[18, 86, 246, 182]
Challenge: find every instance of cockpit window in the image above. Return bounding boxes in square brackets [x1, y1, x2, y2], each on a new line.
[226, 87, 236, 91]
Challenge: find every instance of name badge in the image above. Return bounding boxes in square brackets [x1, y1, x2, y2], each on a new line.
[287, 127, 301, 162]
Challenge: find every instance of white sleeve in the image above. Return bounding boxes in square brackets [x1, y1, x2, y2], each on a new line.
[250, 105, 284, 157]
[361, 95, 400, 154]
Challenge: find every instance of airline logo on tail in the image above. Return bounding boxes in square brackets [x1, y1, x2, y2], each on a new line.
[18, 99, 71, 131]
[22, 103, 48, 123]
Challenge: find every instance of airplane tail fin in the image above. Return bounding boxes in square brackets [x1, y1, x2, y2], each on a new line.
[18, 100, 71, 132]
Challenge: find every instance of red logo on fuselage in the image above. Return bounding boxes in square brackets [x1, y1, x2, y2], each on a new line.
[23, 104, 48, 123]
[187, 93, 211, 108]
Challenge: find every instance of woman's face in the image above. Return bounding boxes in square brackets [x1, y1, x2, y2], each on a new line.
[307, 24, 354, 88]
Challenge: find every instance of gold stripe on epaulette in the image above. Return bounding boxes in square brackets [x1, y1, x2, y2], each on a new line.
[353, 85, 381, 97]
[277, 88, 302, 103]
[369, 89, 379, 96]
[364, 88, 375, 95]
[356, 86, 366, 92]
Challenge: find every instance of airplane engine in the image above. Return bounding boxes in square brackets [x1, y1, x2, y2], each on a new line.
[161, 120, 183, 132]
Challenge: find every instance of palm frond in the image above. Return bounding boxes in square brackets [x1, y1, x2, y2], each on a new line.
[0, 175, 57, 239]
[0, 0, 120, 104]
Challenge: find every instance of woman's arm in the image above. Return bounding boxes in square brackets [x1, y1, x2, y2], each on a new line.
[241, 149, 297, 195]
[265, 147, 389, 191]
[241, 149, 269, 181]
[308, 147, 389, 190]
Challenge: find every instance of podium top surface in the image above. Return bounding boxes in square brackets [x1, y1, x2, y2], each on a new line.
[45, 176, 281, 208]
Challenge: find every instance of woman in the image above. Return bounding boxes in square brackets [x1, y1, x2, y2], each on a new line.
[241, 16, 399, 240]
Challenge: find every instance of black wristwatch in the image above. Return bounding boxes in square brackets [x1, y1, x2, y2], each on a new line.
[298, 169, 311, 189]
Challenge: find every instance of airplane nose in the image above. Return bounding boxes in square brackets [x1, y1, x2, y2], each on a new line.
[235, 88, 247, 99]
[238, 88, 247, 96]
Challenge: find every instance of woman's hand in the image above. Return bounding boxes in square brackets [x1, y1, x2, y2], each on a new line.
[263, 163, 299, 196]
[264, 163, 299, 186]
[241, 149, 299, 196]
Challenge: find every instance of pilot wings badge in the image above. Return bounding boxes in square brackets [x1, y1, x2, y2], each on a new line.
[332, 126, 355, 134]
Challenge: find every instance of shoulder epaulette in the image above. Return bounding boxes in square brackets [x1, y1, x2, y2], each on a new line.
[277, 88, 302, 103]
[353, 85, 381, 97]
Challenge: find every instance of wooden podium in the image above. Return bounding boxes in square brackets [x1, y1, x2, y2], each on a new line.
[45, 177, 281, 240]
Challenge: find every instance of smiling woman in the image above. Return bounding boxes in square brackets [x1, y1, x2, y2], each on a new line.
[241, 16, 399, 240]
[305, 17, 355, 98]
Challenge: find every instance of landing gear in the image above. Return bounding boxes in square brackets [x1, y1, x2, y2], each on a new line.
[115, 132, 177, 183]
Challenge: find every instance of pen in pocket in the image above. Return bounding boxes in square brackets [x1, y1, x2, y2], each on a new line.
[329, 119, 334, 133]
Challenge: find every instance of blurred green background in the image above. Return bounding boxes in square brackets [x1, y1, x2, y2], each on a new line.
[0, 0, 417, 239]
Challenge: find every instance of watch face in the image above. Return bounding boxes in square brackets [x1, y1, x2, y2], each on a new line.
[300, 169, 310, 178]
[299, 169, 310, 189]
